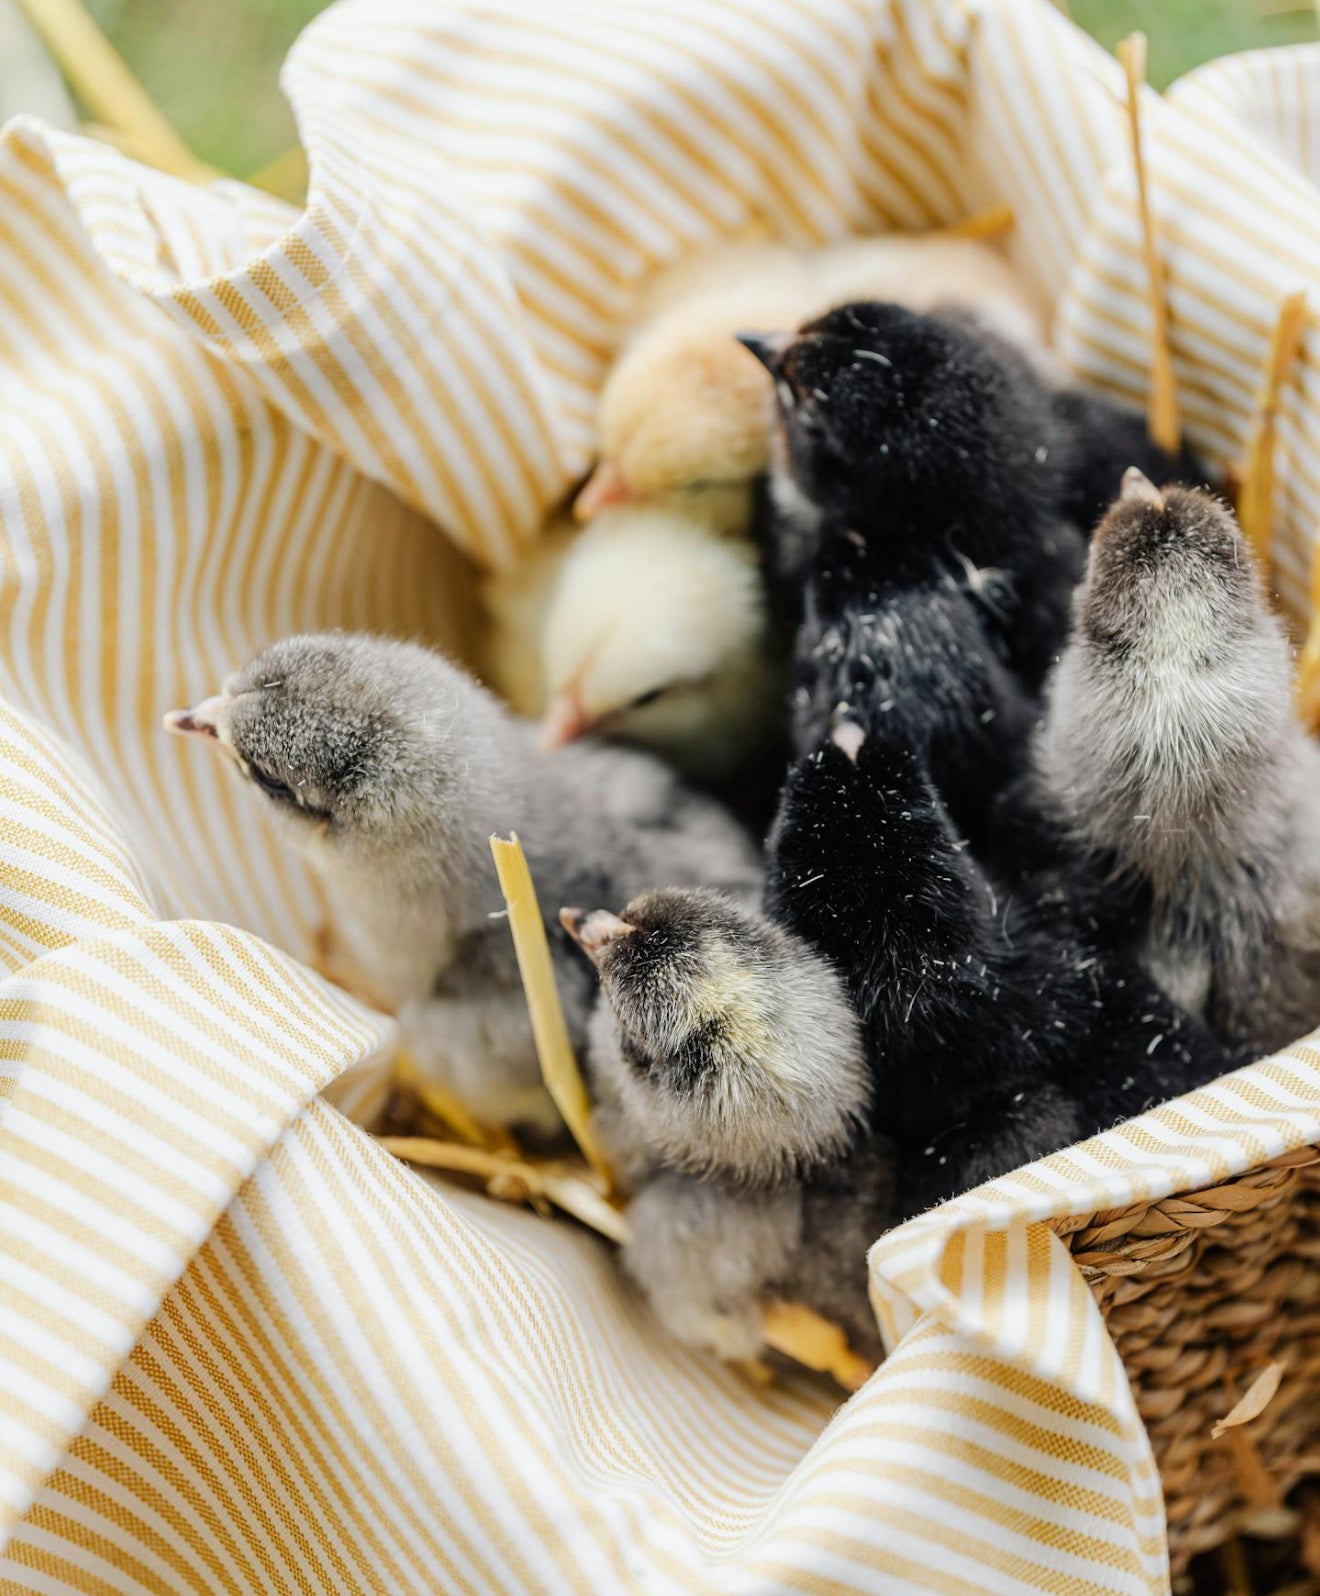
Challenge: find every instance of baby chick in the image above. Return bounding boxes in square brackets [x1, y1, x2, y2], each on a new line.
[746, 301, 1070, 831]
[575, 235, 1048, 522]
[563, 888, 893, 1363]
[481, 494, 783, 781]
[164, 633, 760, 1135]
[1034, 473, 1320, 1055]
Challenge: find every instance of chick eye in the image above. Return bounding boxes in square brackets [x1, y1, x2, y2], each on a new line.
[632, 687, 667, 710]
[248, 764, 296, 804]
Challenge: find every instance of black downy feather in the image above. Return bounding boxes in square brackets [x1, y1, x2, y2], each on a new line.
[747, 303, 1233, 1210]
[765, 729, 1236, 1220]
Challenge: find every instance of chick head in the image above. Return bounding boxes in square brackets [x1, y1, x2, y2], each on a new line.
[743, 301, 1055, 533]
[1078, 474, 1273, 681]
[562, 888, 869, 1184]
[539, 504, 780, 779]
[575, 312, 783, 519]
[164, 633, 478, 855]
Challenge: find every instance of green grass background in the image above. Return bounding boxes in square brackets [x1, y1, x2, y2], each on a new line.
[85, 0, 1320, 180]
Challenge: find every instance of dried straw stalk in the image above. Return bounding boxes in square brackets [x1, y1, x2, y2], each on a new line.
[1297, 551, 1320, 733]
[13, 0, 215, 183]
[377, 1137, 629, 1241]
[489, 834, 617, 1192]
[937, 203, 1015, 243]
[391, 1050, 518, 1153]
[1117, 32, 1181, 454]
[1240, 291, 1308, 574]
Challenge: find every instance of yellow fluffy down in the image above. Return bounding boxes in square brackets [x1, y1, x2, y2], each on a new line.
[480, 501, 780, 778]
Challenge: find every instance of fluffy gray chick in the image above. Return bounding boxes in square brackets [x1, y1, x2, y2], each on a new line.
[165, 632, 760, 1136]
[1035, 471, 1320, 1054]
[563, 889, 891, 1363]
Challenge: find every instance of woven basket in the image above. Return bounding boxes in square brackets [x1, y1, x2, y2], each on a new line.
[1058, 1146, 1320, 1578]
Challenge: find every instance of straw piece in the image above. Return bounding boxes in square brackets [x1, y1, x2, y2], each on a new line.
[489, 833, 616, 1193]
[935, 203, 1015, 242]
[380, 1136, 629, 1242]
[1212, 1361, 1286, 1440]
[390, 1049, 514, 1152]
[13, 0, 214, 183]
[762, 1301, 875, 1392]
[1239, 291, 1308, 573]
[1117, 32, 1180, 454]
[1297, 597, 1320, 735]
[1222, 1419, 1284, 1516]
[1218, 1536, 1253, 1596]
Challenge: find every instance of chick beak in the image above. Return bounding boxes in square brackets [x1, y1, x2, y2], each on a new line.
[574, 462, 632, 521]
[559, 907, 637, 963]
[163, 694, 235, 753]
[1120, 466, 1165, 510]
[735, 331, 791, 374]
[540, 688, 596, 751]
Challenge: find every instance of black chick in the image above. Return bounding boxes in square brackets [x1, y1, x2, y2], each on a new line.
[765, 721, 1237, 1220]
[740, 305, 1075, 840]
[741, 305, 1210, 785]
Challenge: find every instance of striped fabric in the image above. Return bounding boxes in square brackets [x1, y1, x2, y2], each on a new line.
[2, 1, 1320, 1591]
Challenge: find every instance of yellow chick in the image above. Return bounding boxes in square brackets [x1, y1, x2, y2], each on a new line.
[480, 495, 782, 780]
[575, 232, 1049, 519]
[575, 243, 813, 519]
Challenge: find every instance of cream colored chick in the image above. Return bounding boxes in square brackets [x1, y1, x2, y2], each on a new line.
[576, 243, 815, 519]
[482, 497, 781, 780]
[575, 233, 1048, 518]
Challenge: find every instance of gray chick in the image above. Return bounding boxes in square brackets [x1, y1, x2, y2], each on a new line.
[563, 889, 892, 1363]
[164, 633, 760, 1136]
[1035, 470, 1320, 1055]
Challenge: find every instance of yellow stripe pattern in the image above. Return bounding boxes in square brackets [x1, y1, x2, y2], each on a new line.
[2, 2, 1320, 1592]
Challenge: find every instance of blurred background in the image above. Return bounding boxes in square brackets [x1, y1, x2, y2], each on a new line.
[2, 0, 1318, 187]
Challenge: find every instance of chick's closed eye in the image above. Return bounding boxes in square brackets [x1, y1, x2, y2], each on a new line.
[246, 763, 295, 803]
[242, 759, 335, 822]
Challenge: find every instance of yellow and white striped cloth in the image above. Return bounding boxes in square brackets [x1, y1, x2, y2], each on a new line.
[3, 1, 1320, 1590]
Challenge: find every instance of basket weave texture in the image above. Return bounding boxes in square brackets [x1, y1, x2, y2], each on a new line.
[1060, 1148, 1320, 1575]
